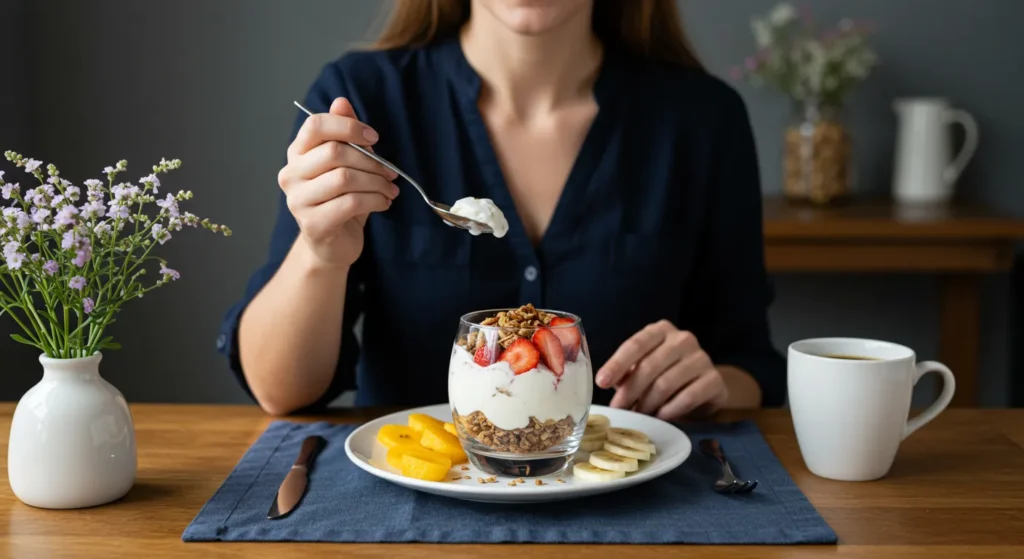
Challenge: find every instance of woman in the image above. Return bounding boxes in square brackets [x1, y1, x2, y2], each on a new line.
[219, 0, 785, 418]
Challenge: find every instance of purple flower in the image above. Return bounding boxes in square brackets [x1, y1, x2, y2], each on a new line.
[72, 247, 92, 267]
[30, 253, 40, 262]
[31, 207, 51, 225]
[139, 174, 161, 193]
[81, 200, 106, 219]
[61, 230, 78, 250]
[42, 260, 58, 275]
[3, 241, 19, 259]
[182, 212, 199, 227]
[69, 276, 86, 290]
[168, 217, 183, 231]
[151, 223, 171, 245]
[106, 203, 130, 220]
[83, 297, 95, 314]
[5, 252, 25, 270]
[15, 210, 30, 230]
[1, 183, 17, 200]
[111, 183, 139, 201]
[24, 159, 42, 173]
[160, 265, 180, 281]
[156, 194, 179, 217]
[55, 205, 78, 227]
[65, 185, 81, 202]
[93, 222, 112, 237]
[103, 166, 116, 175]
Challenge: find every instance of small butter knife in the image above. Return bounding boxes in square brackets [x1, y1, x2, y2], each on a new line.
[267, 435, 327, 519]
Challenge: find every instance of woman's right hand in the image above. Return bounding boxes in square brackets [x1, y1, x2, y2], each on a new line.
[278, 97, 400, 269]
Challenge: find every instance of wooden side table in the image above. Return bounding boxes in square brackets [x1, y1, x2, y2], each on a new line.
[762, 197, 1024, 406]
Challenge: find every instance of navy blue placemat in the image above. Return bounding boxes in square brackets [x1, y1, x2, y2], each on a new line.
[182, 420, 836, 544]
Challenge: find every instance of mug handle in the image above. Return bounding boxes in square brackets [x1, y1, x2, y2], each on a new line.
[903, 361, 957, 440]
[942, 109, 979, 185]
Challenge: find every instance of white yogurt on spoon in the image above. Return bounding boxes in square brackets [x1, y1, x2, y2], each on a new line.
[449, 197, 509, 238]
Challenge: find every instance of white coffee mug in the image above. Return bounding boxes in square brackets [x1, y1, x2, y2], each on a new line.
[788, 338, 956, 481]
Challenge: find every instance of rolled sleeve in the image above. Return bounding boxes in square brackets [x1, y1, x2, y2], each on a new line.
[682, 88, 786, 407]
[217, 61, 364, 410]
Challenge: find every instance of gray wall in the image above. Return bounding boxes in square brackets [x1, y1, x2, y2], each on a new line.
[1, 0, 1020, 407]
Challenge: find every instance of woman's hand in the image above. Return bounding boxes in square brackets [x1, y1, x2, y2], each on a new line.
[278, 97, 400, 269]
[595, 320, 729, 421]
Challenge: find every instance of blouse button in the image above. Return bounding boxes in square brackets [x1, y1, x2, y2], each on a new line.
[523, 266, 538, 282]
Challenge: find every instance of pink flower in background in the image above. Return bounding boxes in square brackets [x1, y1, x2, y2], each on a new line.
[83, 298, 95, 314]
[745, 56, 759, 70]
[42, 260, 58, 276]
[729, 66, 743, 80]
[68, 276, 86, 290]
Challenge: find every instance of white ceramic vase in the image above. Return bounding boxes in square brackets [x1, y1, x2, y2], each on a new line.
[7, 353, 136, 509]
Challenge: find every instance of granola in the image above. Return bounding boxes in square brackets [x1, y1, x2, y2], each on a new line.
[457, 304, 557, 350]
[455, 409, 576, 453]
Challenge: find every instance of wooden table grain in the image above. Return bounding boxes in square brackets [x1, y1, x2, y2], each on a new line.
[1, 404, 1023, 558]
[762, 197, 1024, 407]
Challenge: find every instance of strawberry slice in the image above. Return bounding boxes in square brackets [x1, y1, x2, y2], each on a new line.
[473, 345, 495, 367]
[548, 317, 582, 362]
[499, 338, 540, 375]
[531, 327, 565, 376]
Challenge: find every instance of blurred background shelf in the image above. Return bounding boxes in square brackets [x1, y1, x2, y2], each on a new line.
[764, 196, 1024, 406]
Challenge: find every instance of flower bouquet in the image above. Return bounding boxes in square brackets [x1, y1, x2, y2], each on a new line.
[0, 151, 229, 509]
[730, 2, 878, 204]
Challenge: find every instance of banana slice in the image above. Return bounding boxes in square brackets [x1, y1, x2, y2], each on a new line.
[573, 462, 625, 482]
[583, 429, 607, 442]
[607, 428, 657, 454]
[579, 438, 606, 452]
[589, 450, 638, 472]
[586, 414, 610, 430]
[604, 440, 651, 461]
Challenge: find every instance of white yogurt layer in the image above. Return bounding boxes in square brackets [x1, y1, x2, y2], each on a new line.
[448, 197, 509, 238]
[448, 344, 593, 431]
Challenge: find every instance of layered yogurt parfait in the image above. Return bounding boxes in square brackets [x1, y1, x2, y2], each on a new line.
[449, 304, 593, 477]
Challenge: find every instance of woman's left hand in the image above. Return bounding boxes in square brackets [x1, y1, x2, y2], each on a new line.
[595, 320, 728, 421]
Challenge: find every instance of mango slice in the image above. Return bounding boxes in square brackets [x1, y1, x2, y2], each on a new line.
[444, 422, 458, 437]
[376, 424, 419, 449]
[385, 443, 448, 472]
[400, 452, 451, 482]
[408, 413, 444, 433]
[420, 423, 468, 464]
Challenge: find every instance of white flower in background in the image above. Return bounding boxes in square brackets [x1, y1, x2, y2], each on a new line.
[751, 18, 773, 48]
[769, 3, 797, 26]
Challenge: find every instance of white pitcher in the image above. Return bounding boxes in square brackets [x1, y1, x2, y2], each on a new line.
[892, 97, 978, 204]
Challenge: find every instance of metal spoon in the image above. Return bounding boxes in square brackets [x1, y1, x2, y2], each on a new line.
[292, 101, 493, 235]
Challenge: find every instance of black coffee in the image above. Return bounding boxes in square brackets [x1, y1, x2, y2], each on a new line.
[819, 354, 880, 361]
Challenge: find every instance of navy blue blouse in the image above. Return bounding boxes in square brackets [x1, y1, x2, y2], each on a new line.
[217, 39, 786, 411]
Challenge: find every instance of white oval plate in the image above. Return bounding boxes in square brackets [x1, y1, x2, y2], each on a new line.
[344, 404, 691, 504]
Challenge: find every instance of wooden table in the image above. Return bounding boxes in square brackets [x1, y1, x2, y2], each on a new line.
[762, 197, 1024, 406]
[2, 404, 1022, 558]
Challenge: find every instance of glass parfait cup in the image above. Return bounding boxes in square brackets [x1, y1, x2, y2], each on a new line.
[448, 306, 593, 477]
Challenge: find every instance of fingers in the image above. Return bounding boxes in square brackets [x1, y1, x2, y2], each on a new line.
[302, 192, 391, 239]
[596, 320, 675, 389]
[291, 166, 399, 208]
[288, 100, 380, 158]
[655, 368, 728, 421]
[608, 339, 680, 409]
[286, 140, 399, 182]
[636, 349, 709, 415]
